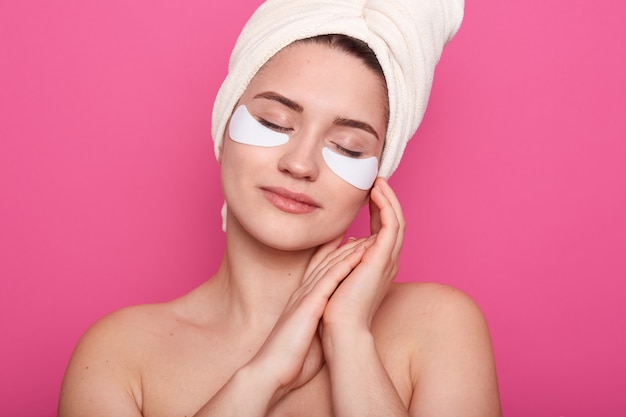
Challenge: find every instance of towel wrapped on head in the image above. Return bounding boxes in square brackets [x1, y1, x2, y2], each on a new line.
[212, 0, 464, 179]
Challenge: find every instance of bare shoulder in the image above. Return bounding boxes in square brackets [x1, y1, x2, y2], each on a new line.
[82, 301, 163, 335]
[374, 281, 495, 366]
[381, 282, 496, 362]
[62, 282, 211, 371]
[58, 302, 176, 417]
[378, 282, 502, 416]
[70, 301, 175, 360]
[379, 282, 490, 333]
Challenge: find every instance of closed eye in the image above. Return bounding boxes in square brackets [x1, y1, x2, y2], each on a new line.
[258, 118, 292, 133]
[333, 142, 364, 158]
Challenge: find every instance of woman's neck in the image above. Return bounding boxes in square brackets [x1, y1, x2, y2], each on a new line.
[209, 218, 318, 328]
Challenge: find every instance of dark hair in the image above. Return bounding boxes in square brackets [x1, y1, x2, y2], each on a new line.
[295, 34, 389, 128]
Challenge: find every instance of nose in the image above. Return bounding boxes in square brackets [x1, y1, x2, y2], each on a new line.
[277, 132, 320, 181]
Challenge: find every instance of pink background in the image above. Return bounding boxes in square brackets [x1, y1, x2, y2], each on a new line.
[1, 1, 625, 415]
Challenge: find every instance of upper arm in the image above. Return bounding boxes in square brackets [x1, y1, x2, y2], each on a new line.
[58, 313, 143, 417]
[407, 284, 502, 417]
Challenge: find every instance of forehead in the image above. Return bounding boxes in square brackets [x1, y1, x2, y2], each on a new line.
[240, 42, 388, 130]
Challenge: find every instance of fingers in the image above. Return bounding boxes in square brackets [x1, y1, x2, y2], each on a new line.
[368, 178, 405, 261]
[302, 233, 373, 285]
[370, 178, 403, 233]
[255, 236, 377, 395]
[369, 192, 382, 235]
[300, 237, 373, 290]
[291, 180, 405, 336]
[303, 234, 345, 279]
[375, 178, 404, 228]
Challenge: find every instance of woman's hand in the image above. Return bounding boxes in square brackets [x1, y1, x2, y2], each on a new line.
[238, 178, 403, 407]
[245, 234, 373, 403]
[316, 178, 409, 416]
[322, 177, 405, 332]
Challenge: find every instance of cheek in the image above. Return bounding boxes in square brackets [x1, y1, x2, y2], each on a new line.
[229, 105, 289, 147]
[322, 147, 378, 190]
[219, 140, 254, 196]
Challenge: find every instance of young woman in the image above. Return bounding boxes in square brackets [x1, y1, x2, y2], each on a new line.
[59, 1, 501, 416]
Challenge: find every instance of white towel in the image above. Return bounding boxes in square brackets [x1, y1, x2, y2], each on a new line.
[212, 0, 463, 179]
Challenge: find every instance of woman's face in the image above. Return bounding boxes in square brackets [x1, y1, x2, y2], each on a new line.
[220, 41, 388, 250]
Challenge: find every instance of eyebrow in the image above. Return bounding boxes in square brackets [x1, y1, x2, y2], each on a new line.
[333, 117, 380, 141]
[254, 91, 303, 113]
[254, 90, 380, 141]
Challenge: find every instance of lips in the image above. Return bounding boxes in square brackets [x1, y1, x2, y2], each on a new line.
[260, 186, 321, 214]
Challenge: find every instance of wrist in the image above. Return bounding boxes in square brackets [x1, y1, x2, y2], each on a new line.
[233, 360, 285, 410]
[321, 325, 375, 364]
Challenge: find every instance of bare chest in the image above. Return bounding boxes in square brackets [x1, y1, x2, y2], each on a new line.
[141, 359, 334, 417]
[135, 312, 412, 416]
[138, 334, 336, 417]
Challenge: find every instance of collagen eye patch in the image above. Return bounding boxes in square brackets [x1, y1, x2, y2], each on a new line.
[228, 105, 289, 147]
[322, 147, 378, 190]
[229, 104, 377, 190]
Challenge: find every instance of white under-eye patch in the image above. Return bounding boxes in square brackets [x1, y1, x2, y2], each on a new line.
[229, 105, 377, 190]
[228, 105, 289, 147]
[322, 147, 378, 190]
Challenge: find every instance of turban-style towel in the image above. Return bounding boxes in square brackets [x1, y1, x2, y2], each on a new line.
[212, 0, 464, 179]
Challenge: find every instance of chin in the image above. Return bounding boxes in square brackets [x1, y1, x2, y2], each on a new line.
[251, 219, 345, 251]
[260, 225, 337, 251]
